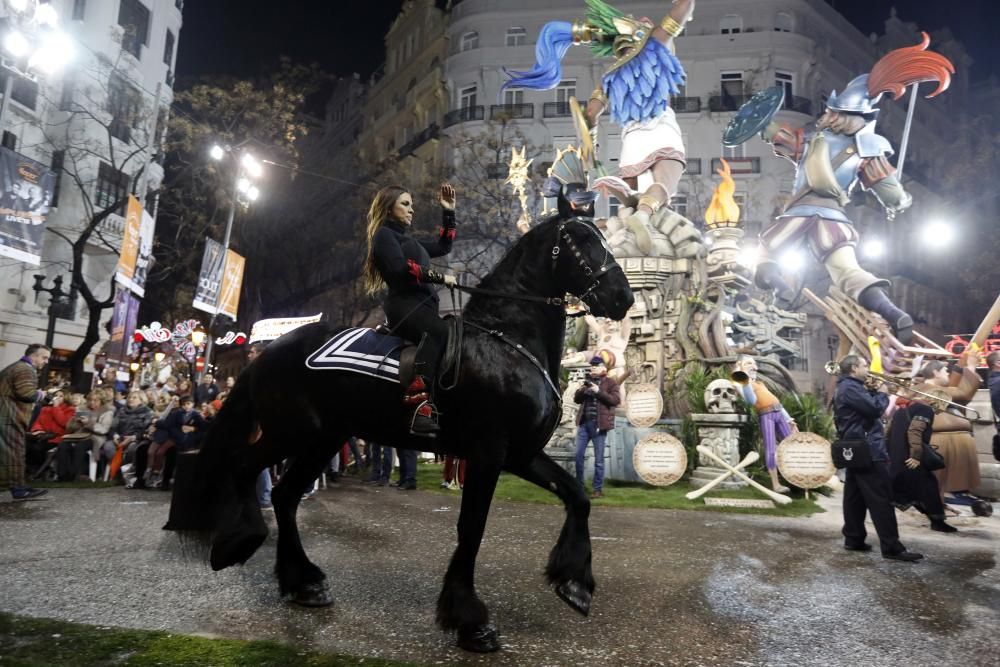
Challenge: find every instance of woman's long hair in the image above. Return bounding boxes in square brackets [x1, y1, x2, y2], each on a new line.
[363, 185, 408, 296]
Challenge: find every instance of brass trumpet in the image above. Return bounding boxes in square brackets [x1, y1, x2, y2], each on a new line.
[823, 361, 981, 420]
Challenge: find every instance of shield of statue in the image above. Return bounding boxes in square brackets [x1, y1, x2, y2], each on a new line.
[722, 85, 785, 147]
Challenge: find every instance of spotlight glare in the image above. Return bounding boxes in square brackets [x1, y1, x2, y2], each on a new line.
[863, 238, 885, 259]
[922, 220, 954, 247]
[209, 144, 225, 161]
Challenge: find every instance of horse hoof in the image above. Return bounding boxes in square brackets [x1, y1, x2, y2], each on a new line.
[288, 580, 333, 607]
[456, 624, 501, 653]
[555, 580, 591, 616]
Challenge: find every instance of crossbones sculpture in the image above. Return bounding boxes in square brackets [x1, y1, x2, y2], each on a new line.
[687, 447, 793, 505]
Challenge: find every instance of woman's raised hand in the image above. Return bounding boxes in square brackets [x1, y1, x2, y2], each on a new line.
[438, 182, 456, 211]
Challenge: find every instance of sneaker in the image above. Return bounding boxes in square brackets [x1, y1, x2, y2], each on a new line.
[11, 487, 48, 501]
[591, 489, 603, 499]
[440, 480, 451, 489]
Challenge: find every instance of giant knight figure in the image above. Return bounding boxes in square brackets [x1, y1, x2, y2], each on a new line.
[502, 0, 694, 255]
[728, 34, 954, 346]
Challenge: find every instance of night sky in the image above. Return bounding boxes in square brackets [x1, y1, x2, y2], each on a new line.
[177, 1, 998, 82]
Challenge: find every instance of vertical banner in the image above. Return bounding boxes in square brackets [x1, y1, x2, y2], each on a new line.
[114, 195, 142, 290]
[0, 146, 56, 264]
[124, 291, 140, 358]
[217, 249, 245, 320]
[109, 286, 130, 364]
[130, 209, 155, 297]
[192, 237, 225, 314]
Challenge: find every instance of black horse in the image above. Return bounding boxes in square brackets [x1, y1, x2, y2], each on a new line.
[165, 213, 633, 652]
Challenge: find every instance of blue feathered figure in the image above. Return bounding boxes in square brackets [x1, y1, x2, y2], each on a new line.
[503, 0, 695, 254]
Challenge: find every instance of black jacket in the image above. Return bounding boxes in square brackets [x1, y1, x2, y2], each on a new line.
[834, 376, 890, 461]
[372, 210, 455, 304]
[111, 404, 154, 439]
[989, 370, 1000, 423]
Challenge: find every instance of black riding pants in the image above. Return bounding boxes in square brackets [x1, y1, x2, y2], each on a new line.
[384, 295, 449, 389]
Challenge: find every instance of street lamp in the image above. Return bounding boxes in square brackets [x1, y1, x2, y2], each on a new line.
[202, 143, 263, 376]
[154, 350, 165, 364]
[31, 273, 69, 347]
[1, 0, 73, 129]
[190, 324, 207, 348]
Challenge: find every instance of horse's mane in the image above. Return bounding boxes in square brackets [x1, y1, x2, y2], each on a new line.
[475, 213, 567, 290]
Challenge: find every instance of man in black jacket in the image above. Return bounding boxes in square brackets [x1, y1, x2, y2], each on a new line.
[834, 355, 922, 562]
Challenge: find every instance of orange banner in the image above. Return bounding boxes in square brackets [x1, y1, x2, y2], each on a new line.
[217, 249, 245, 320]
[114, 195, 142, 289]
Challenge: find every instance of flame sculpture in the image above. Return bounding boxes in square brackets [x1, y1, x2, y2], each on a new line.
[505, 146, 534, 233]
[704, 158, 740, 228]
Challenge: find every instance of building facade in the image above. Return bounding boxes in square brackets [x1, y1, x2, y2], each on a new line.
[0, 0, 181, 377]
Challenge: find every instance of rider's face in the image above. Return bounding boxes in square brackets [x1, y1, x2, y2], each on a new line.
[391, 192, 414, 226]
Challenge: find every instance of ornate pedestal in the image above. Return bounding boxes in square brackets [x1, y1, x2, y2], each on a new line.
[688, 412, 748, 490]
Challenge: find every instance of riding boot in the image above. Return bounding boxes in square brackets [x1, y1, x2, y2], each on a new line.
[754, 261, 796, 305]
[858, 285, 913, 345]
[402, 376, 440, 437]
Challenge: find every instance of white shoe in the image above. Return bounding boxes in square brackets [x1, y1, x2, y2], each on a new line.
[624, 210, 653, 254]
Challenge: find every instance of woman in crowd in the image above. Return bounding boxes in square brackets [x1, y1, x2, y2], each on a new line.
[110, 390, 154, 484]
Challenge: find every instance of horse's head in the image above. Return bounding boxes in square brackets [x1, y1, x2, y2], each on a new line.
[553, 216, 633, 320]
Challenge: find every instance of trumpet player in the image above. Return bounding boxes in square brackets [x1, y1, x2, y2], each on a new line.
[834, 355, 922, 561]
[733, 355, 795, 493]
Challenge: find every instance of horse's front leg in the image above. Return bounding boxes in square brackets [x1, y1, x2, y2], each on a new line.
[506, 451, 594, 616]
[271, 438, 337, 607]
[436, 452, 503, 653]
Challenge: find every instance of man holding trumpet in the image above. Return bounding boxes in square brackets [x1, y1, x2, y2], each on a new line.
[834, 355, 922, 562]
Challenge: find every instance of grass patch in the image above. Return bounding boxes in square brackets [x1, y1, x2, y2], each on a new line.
[0, 613, 421, 667]
[414, 462, 822, 517]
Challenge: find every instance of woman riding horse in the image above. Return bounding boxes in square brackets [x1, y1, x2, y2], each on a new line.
[363, 183, 458, 436]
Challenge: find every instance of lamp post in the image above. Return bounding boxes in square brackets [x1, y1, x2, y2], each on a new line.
[201, 144, 261, 376]
[31, 273, 68, 347]
[0, 0, 72, 130]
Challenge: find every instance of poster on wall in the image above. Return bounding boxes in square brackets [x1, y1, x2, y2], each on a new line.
[192, 237, 225, 314]
[130, 208, 155, 297]
[0, 146, 56, 264]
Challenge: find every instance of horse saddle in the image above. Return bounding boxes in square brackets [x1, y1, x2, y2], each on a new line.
[304, 320, 460, 389]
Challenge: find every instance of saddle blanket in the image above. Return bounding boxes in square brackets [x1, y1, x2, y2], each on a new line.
[305, 327, 406, 383]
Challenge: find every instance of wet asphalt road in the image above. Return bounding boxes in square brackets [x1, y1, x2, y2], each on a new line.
[0, 480, 997, 667]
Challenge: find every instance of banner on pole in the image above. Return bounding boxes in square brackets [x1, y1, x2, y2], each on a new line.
[217, 249, 245, 321]
[0, 146, 56, 265]
[126, 208, 156, 297]
[109, 287, 140, 365]
[115, 195, 142, 290]
[192, 237, 226, 314]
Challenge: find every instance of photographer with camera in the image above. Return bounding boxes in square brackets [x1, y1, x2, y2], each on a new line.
[573, 355, 621, 498]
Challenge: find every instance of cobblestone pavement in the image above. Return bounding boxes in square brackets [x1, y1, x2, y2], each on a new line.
[0, 481, 997, 666]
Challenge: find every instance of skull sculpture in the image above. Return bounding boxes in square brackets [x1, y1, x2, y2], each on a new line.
[704, 378, 739, 413]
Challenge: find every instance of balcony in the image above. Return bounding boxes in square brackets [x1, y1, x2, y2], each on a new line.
[489, 103, 534, 120]
[398, 123, 440, 158]
[672, 96, 701, 113]
[711, 157, 761, 174]
[782, 95, 812, 115]
[685, 158, 702, 175]
[443, 105, 484, 127]
[543, 101, 571, 118]
[709, 94, 752, 112]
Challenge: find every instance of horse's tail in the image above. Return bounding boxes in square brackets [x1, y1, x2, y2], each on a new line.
[163, 377, 267, 570]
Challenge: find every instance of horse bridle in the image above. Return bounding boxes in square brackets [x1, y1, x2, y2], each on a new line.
[552, 216, 623, 309]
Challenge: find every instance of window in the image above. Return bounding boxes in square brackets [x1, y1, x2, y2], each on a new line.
[672, 194, 688, 218]
[460, 31, 479, 52]
[776, 71, 794, 107]
[1, 131, 16, 150]
[734, 191, 748, 216]
[720, 14, 743, 35]
[608, 197, 620, 219]
[108, 74, 141, 142]
[0, 72, 38, 110]
[720, 71, 743, 99]
[95, 162, 131, 215]
[555, 79, 576, 103]
[73, 0, 86, 20]
[163, 29, 175, 67]
[503, 89, 524, 105]
[118, 0, 151, 59]
[60, 75, 75, 110]
[459, 85, 477, 109]
[775, 12, 794, 33]
[506, 27, 526, 47]
[51, 150, 65, 207]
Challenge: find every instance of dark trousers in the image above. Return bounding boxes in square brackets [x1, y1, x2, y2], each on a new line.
[56, 440, 89, 481]
[384, 296, 448, 386]
[369, 442, 393, 482]
[397, 448, 417, 485]
[842, 462, 905, 555]
[893, 467, 946, 519]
